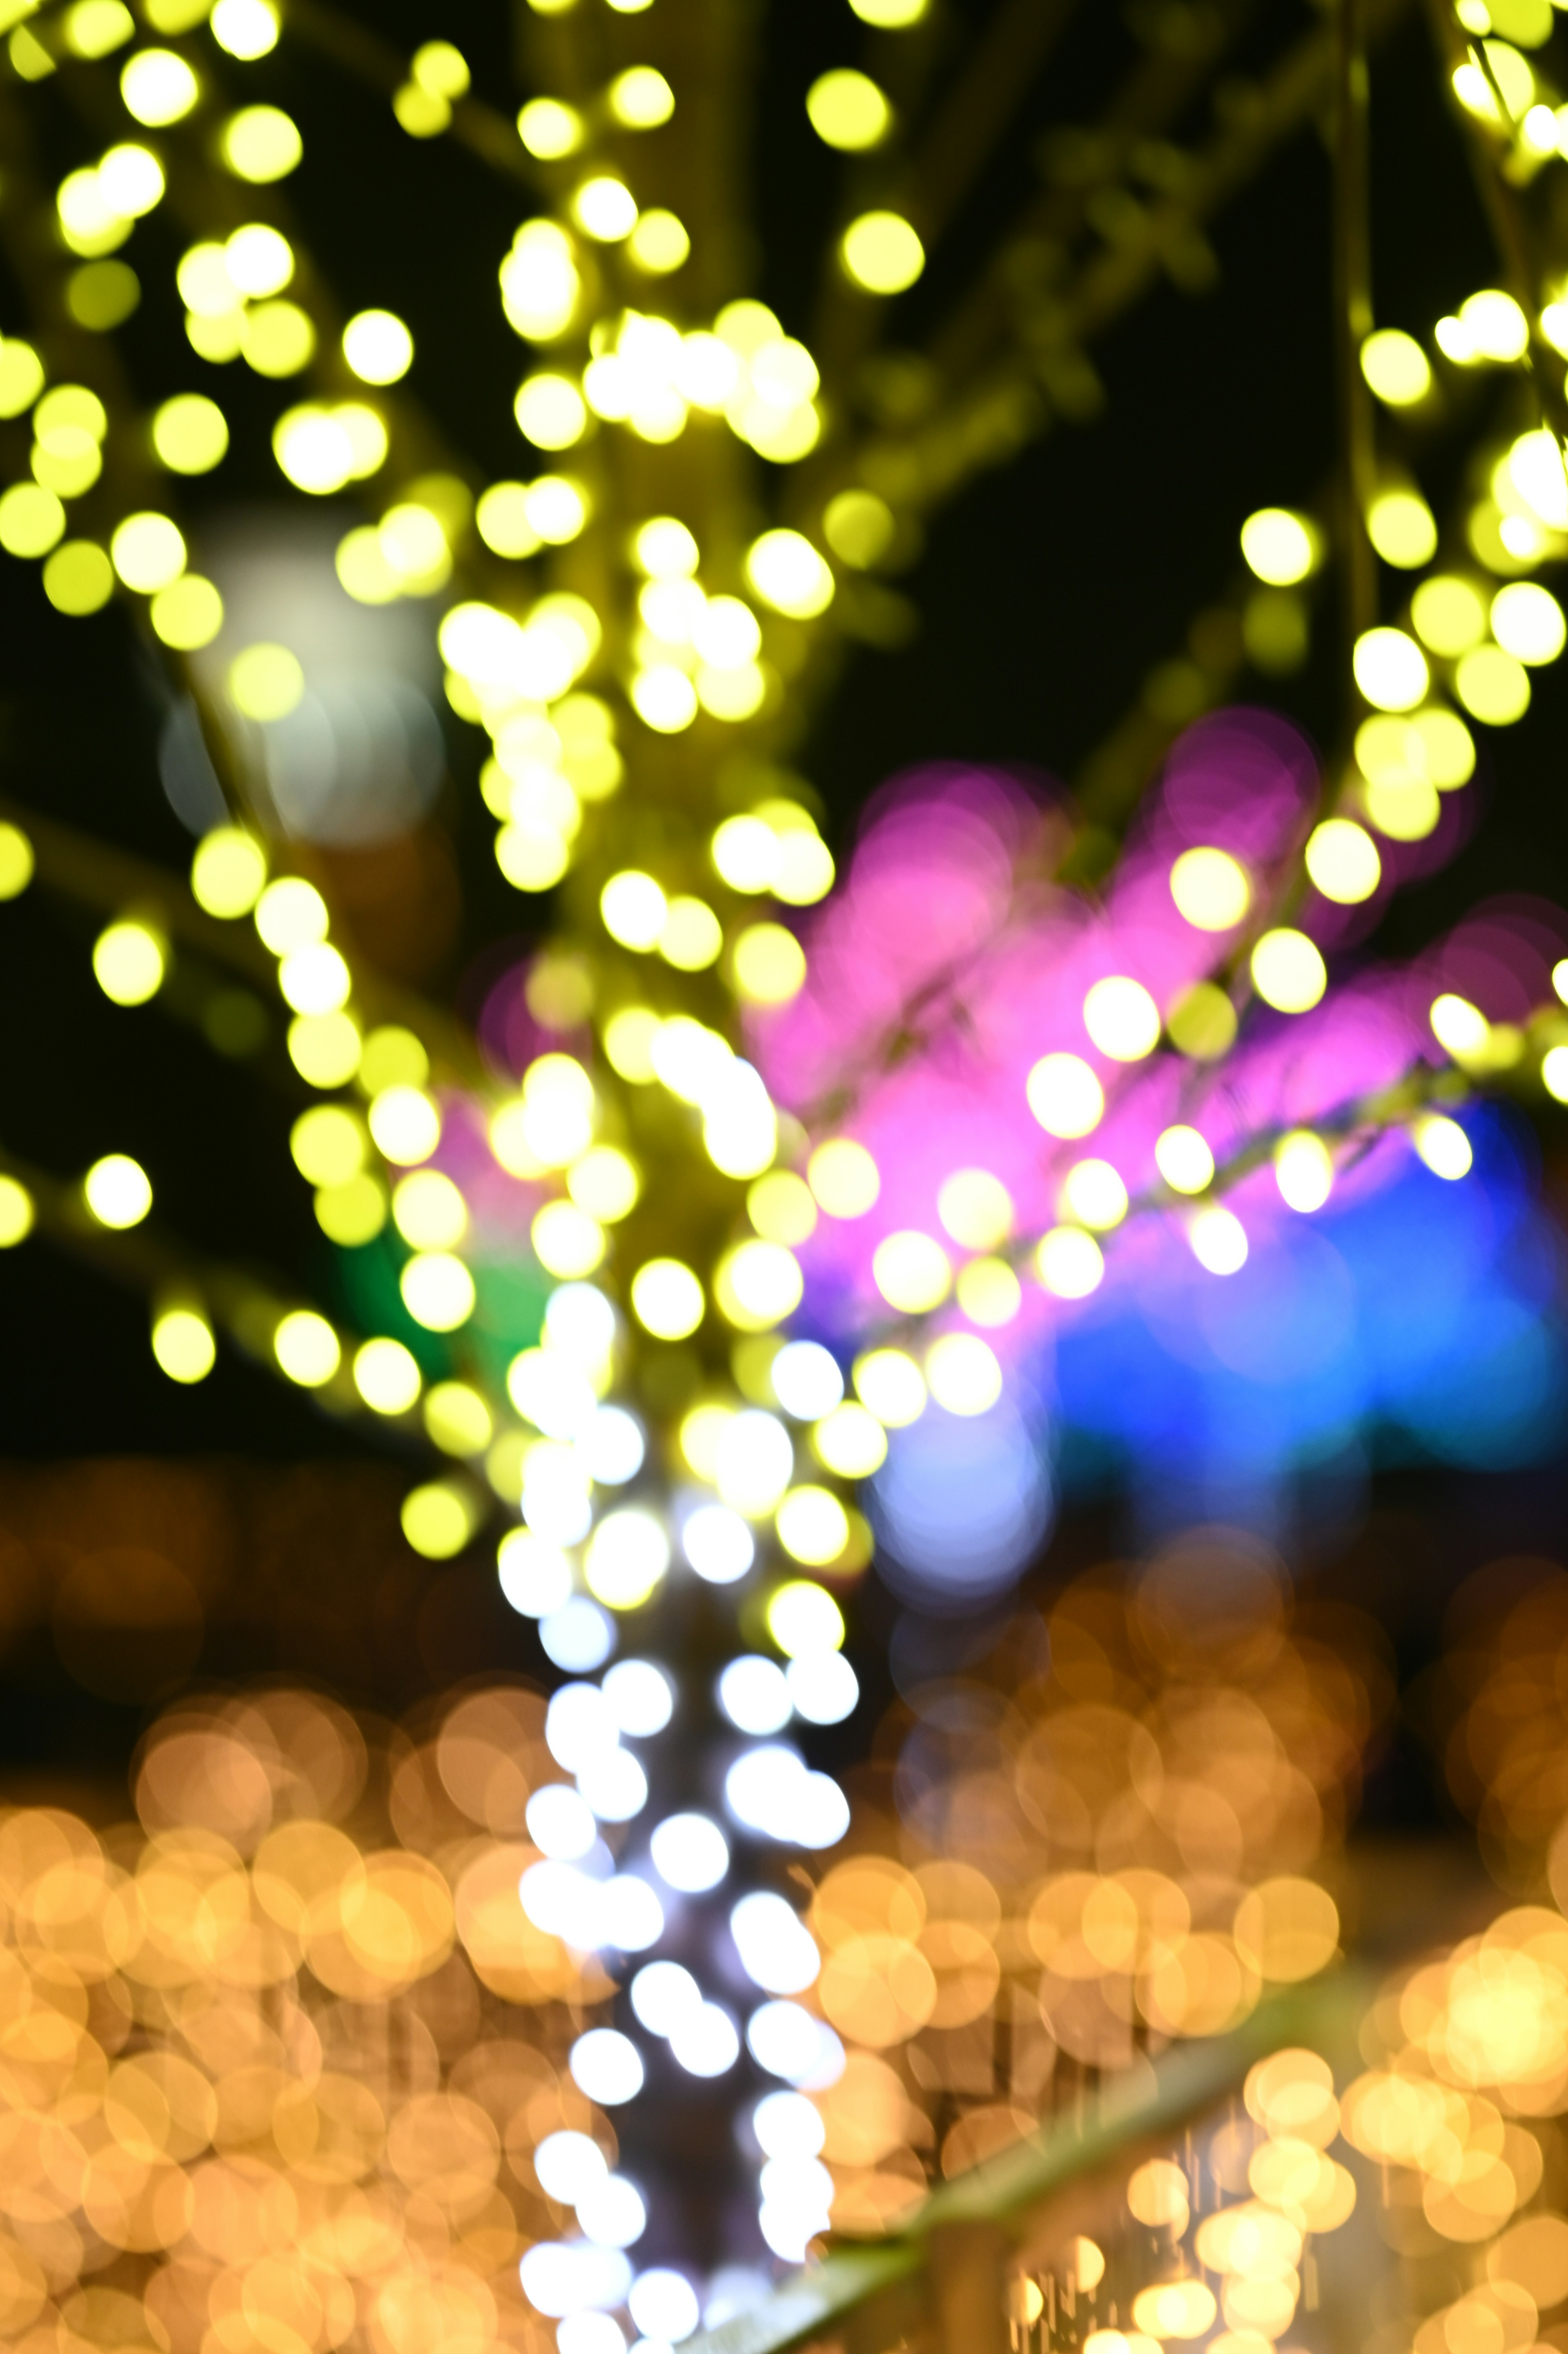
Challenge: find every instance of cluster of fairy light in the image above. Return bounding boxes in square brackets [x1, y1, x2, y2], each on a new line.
[1342, 1902, 1568, 2354]
[1423, 1570, 1568, 1891]
[1003, 2044, 1357, 2354]
[1231, 187, 1568, 1131]
[0, 1673, 779, 2354]
[732, 1552, 1382, 2261]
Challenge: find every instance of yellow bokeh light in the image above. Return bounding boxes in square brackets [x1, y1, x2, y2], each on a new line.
[872, 1229, 951, 1314]
[43, 541, 114, 616]
[1035, 1225, 1104, 1299]
[152, 393, 228, 474]
[518, 97, 583, 157]
[852, 1347, 927, 1426]
[0, 822, 33, 900]
[0, 1175, 33, 1247]
[572, 176, 638, 241]
[1251, 929, 1327, 1014]
[1170, 845, 1250, 930]
[768, 1578, 844, 1657]
[343, 309, 413, 384]
[936, 1168, 1013, 1251]
[601, 871, 668, 951]
[289, 1012, 361, 1088]
[1354, 626, 1429, 712]
[368, 1085, 441, 1165]
[255, 875, 327, 952]
[400, 1252, 477, 1331]
[804, 1145, 874, 1220]
[610, 65, 674, 125]
[1455, 643, 1530, 726]
[274, 1309, 341, 1385]
[745, 529, 834, 617]
[211, 0, 278, 57]
[776, 1485, 851, 1568]
[955, 1256, 1022, 1327]
[1275, 1130, 1334, 1212]
[733, 922, 806, 1005]
[1240, 508, 1320, 586]
[660, 895, 724, 971]
[807, 69, 891, 150]
[230, 641, 305, 721]
[220, 104, 303, 181]
[1367, 487, 1436, 569]
[392, 1168, 468, 1251]
[628, 209, 690, 272]
[631, 1257, 705, 1339]
[748, 1169, 816, 1245]
[0, 484, 65, 559]
[1027, 1053, 1105, 1138]
[1492, 580, 1566, 664]
[813, 1401, 887, 1476]
[1154, 1125, 1214, 1194]
[121, 47, 199, 125]
[1084, 975, 1160, 1061]
[1060, 1158, 1129, 1231]
[568, 1146, 640, 1223]
[111, 512, 187, 593]
[1189, 1202, 1248, 1274]
[841, 210, 924, 294]
[531, 1200, 605, 1277]
[715, 1239, 804, 1332]
[926, 1332, 1003, 1416]
[290, 1104, 365, 1188]
[93, 918, 165, 1006]
[354, 1336, 422, 1414]
[1414, 1113, 1473, 1178]
[151, 1306, 215, 1383]
[1360, 327, 1432, 405]
[401, 1481, 479, 1558]
[1411, 575, 1486, 657]
[1305, 817, 1381, 904]
[151, 573, 224, 648]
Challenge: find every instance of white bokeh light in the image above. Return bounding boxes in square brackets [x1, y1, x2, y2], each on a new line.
[784, 1650, 859, 1726]
[576, 2174, 647, 2250]
[729, 1893, 820, 1995]
[519, 2242, 633, 2318]
[599, 1873, 664, 1951]
[649, 1811, 729, 1893]
[668, 2000, 740, 2078]
[630, 1959, 703, 2037]
[534, 2129, 608, 2204]
[770, 1339, 844, 1419]
[682, 1502, 755, 1584]
[717, 1655, 792, 1735]
[569, 2028, 645, 2106]
[723, 1748, 849, 1848]
[541, 1598, 616, 1672]
[547, 1682, 621, 1771]
[526, 1784, 598, 1861]
[753, 2090, 826, 2158]
[602, 1658, 675, 1737]
[577, 1748, 649, 1823]
[628, 2272, 701, 2345]
[557, 2315, 626, 2354]
[497, 1531, 574, 1618]
[520, 1860, 607, 1947]
[583, 1405, 646, 1485]
[746, 2000, 846, 2087]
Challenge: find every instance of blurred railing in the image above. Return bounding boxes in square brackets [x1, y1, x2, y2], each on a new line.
[687, 1973, 1370, 2354]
